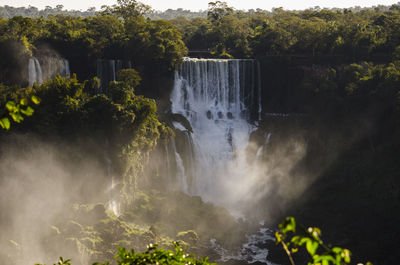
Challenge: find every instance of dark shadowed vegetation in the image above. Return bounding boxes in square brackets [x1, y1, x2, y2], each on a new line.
[1, 1, 400, 265]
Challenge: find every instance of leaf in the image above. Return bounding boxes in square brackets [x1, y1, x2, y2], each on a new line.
[6, 101, 16, 111]
[10, 112, 24, 123]
[342, 249, 351, 263]
[314, 255, 336, 263]
[332, 247, 342, 253]
[279, 217, 296, 233]
[20, 106, 34, 116]
[0, 117, 10, 130]
[31, 95, 41, 104]
[275, 231, 282, 244]
[306, 240, 318, 256]
[291, 235, 301, 244]
[20, 98, 28, 106]
[299, 237, 310, 246]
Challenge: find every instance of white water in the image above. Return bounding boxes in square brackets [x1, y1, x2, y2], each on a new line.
[171, 57, 262, 212]
[175, 151, 189, 193]
[28, 58, 43, 87]
[255, 133, 272, 164]
[210, 224, 277, 264]
[63, 59, 70, 77]
[105, 154, 120, 216]
[28, 57, 70, 87]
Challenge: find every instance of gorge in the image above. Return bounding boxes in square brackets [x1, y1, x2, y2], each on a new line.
[2, 4, 400, 265]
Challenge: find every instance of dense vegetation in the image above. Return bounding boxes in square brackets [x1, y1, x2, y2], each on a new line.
[248, 56, 400, 264]
[1, 1, 400, 265]
[0, 5, 97, 18]
[36, 244, 214, 265]
[4, 1, 400, 69]
[0, 73, 245, 264]
[167, 2, 400, 59]
[0, 2, 248, 264]
[0, 1, 187, 86]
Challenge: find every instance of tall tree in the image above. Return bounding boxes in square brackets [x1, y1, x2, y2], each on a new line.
[207, 1, 234, 22]
[101, 0, 151, 20]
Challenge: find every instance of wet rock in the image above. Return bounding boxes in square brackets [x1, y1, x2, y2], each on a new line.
[170, 113, 193, 132]
[207, 110, 213, 119]
[176, 230, 199, 245]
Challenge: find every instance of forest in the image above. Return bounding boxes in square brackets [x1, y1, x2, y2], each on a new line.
[1, 1, 400, 265]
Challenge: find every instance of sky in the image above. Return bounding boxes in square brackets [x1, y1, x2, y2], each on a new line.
[0, 0, 399, 11]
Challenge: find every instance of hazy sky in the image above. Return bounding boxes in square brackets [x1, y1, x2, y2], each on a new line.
[0, 0, 399, 11]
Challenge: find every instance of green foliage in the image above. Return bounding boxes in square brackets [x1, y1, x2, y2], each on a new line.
[117, 69, 141, 90]
[100, 0, 151, 20]
[275, 217, 372, 265]
[95, 243, 214, 265]
[4, 2, 400, 61]
[168, 5, 400, 59]
[123, 17, 188, 70]
[148, 9, 207, 20]
[39, 192, 235, 264]
[0, 75, 171, 207]
[0, 5, 97, 18]
[38, 244, 214, 265]
[0, 95, 40, 130]
[0, 3, 188, 84]
[123, 190, 245, 249]
[207, 1, 234, 23]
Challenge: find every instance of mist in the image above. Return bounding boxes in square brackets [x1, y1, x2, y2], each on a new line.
[0, 135, 109, 265]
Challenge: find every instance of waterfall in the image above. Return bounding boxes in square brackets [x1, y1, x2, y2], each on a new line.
[165, 142, 171, 182]
[28, 58, 43, 87]
[96, 59, 133, 93]
[28, 57, 70, 87]
[171, 57, 262, 211]
[63, 59, 70, 77]
[255, 133, 272, 164]
[175, 150, 189, 193]
[105, 154, 120, 216]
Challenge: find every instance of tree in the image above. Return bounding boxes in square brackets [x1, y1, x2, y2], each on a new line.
[124, 17, 187, 70]
[55, 5, 64, 11]
[101, 0, 151, 20]
[117, 69, 141, 89]
[207, 1, 234, 23]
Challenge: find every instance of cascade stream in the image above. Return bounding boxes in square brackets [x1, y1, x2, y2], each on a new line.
[28, 57, 70, 87]
[171, 57, 263, 213]
[171, 57, 277, 264]
[96, 59, 133, 93]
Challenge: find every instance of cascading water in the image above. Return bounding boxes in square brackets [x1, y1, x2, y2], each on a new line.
[171, 58, 281, 264]
[171, 57, 262, 213]
[105, 154, 120, 216]
[96, 59, 133, 93]
[28, 58, 43, 87]
[210, 222, 277, 264]
[255, 133, 272, 164]
[28, 57, 70, 87]
[62, 59, 70, 77]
